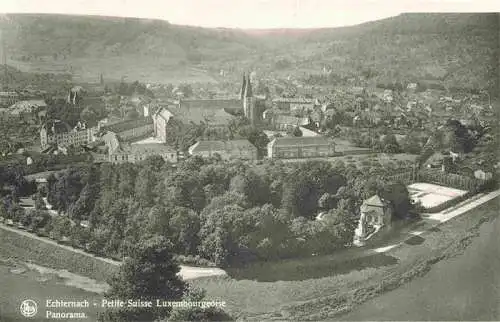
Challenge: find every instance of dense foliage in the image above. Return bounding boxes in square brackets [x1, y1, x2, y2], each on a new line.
[0, 156, 417, 267]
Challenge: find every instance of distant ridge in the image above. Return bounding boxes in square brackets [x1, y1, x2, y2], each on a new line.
[0, 13, 496, 91]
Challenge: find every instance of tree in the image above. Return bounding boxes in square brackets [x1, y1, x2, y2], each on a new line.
[381, 134, 401, 153]
[34, 192, 47, 210]
[169, 207, 201, 255]
[229, 171, 270, 206]
[100, 235, 186, 322]
[178, 84, 193, 98]
[80, 107, 98, 125]
[167, 286, 233, 322]
[281, 173, 320, 219]
[30, 209, 51, 232]
[380, 183, 414, 220]
[287, 126, 303, 137]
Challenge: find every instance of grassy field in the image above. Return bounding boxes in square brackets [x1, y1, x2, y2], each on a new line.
[190, 197, 499, 320]
[9, 58, 218, 84]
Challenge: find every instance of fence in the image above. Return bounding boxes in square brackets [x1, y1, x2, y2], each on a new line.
[417, 169, 488, 191]
[384, 168, 497, 212]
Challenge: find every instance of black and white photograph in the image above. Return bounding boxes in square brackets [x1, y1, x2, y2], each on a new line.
[0, 1, 498, 321]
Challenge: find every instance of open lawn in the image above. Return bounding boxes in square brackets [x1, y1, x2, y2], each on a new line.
[190, 197, 499, 320]
[10, 58, 217, 84]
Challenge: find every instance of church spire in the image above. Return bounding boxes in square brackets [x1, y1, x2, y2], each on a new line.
[240, 72, 247, 100]
[244, 73, 252, 98]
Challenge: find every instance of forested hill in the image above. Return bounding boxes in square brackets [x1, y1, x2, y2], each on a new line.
[0, 14, 262, 63]
[0, 13, 497, 91]
[261, 13, 499, 93]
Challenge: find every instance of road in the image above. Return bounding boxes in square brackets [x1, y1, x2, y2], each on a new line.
[0, 222, 227, 280]
[343, 212, 500, 321]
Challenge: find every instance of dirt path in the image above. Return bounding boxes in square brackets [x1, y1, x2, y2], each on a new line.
[0, 223, 226, 280]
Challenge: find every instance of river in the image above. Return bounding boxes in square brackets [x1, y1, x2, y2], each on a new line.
[343, 214, 500, 321]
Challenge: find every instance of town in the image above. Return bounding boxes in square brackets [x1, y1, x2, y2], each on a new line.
[0, 11, 498, 322]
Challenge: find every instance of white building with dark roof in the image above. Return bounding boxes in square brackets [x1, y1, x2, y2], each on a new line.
[108, 142, 177, 164]
[267, 136, 335, 159]
[188, 140, 258, 160]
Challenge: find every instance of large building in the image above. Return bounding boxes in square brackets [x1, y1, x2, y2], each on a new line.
[153, 105, 236, 143]
[153, 74, 258, 143]
[107, 143, 177, 164]
[267, 136, 335, 159]
[265, 113, 310, 131]
[99, 117, 154, 142]
[188, 139, 258, 160]
[40, 120, 97, 149]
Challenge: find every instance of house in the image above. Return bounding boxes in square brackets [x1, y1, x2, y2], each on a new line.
[108, 143, 177, 164]
[188, 140, 258, 160]
[267, 136, 335, 159]
[353, 195, 393, 246]
[406, 83, 417, 91]
[360, 195, 393, 226]
[474, 169, 493, 180]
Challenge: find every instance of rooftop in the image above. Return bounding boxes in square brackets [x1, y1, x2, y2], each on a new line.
[101, 117, 153, 133]
[168, 106, 236, 126]
[122, 143, 176, 154]
[189, 139, 256, 154]
[269, 136, 332, 147]
[41, 120, 72, 135]
[273, 97, 315, 103]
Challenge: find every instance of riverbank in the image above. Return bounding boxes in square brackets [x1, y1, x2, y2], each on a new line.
[191, 196, 499, 320]
[342, 214, 500, 321]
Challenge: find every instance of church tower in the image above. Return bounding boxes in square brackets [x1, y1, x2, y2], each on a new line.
[240, 72, 247, 100]
[242, 73, 256, 125]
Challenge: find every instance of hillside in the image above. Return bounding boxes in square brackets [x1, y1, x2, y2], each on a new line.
[0, 14, 265, 83]
[0, 13, 497, 90]
[261, 13, 499, 93]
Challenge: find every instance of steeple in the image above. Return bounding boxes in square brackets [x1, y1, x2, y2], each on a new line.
[244, 74, 252, 98]
[240, 72, 247, 100]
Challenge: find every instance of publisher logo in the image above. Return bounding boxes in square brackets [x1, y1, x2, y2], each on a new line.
[20, 299, 37, 318]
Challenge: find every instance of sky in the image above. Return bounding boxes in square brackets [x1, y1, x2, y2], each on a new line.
[0, 0, 498, 29]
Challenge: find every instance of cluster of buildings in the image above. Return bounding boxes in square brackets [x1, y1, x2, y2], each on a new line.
[37, 73, 373, 164]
